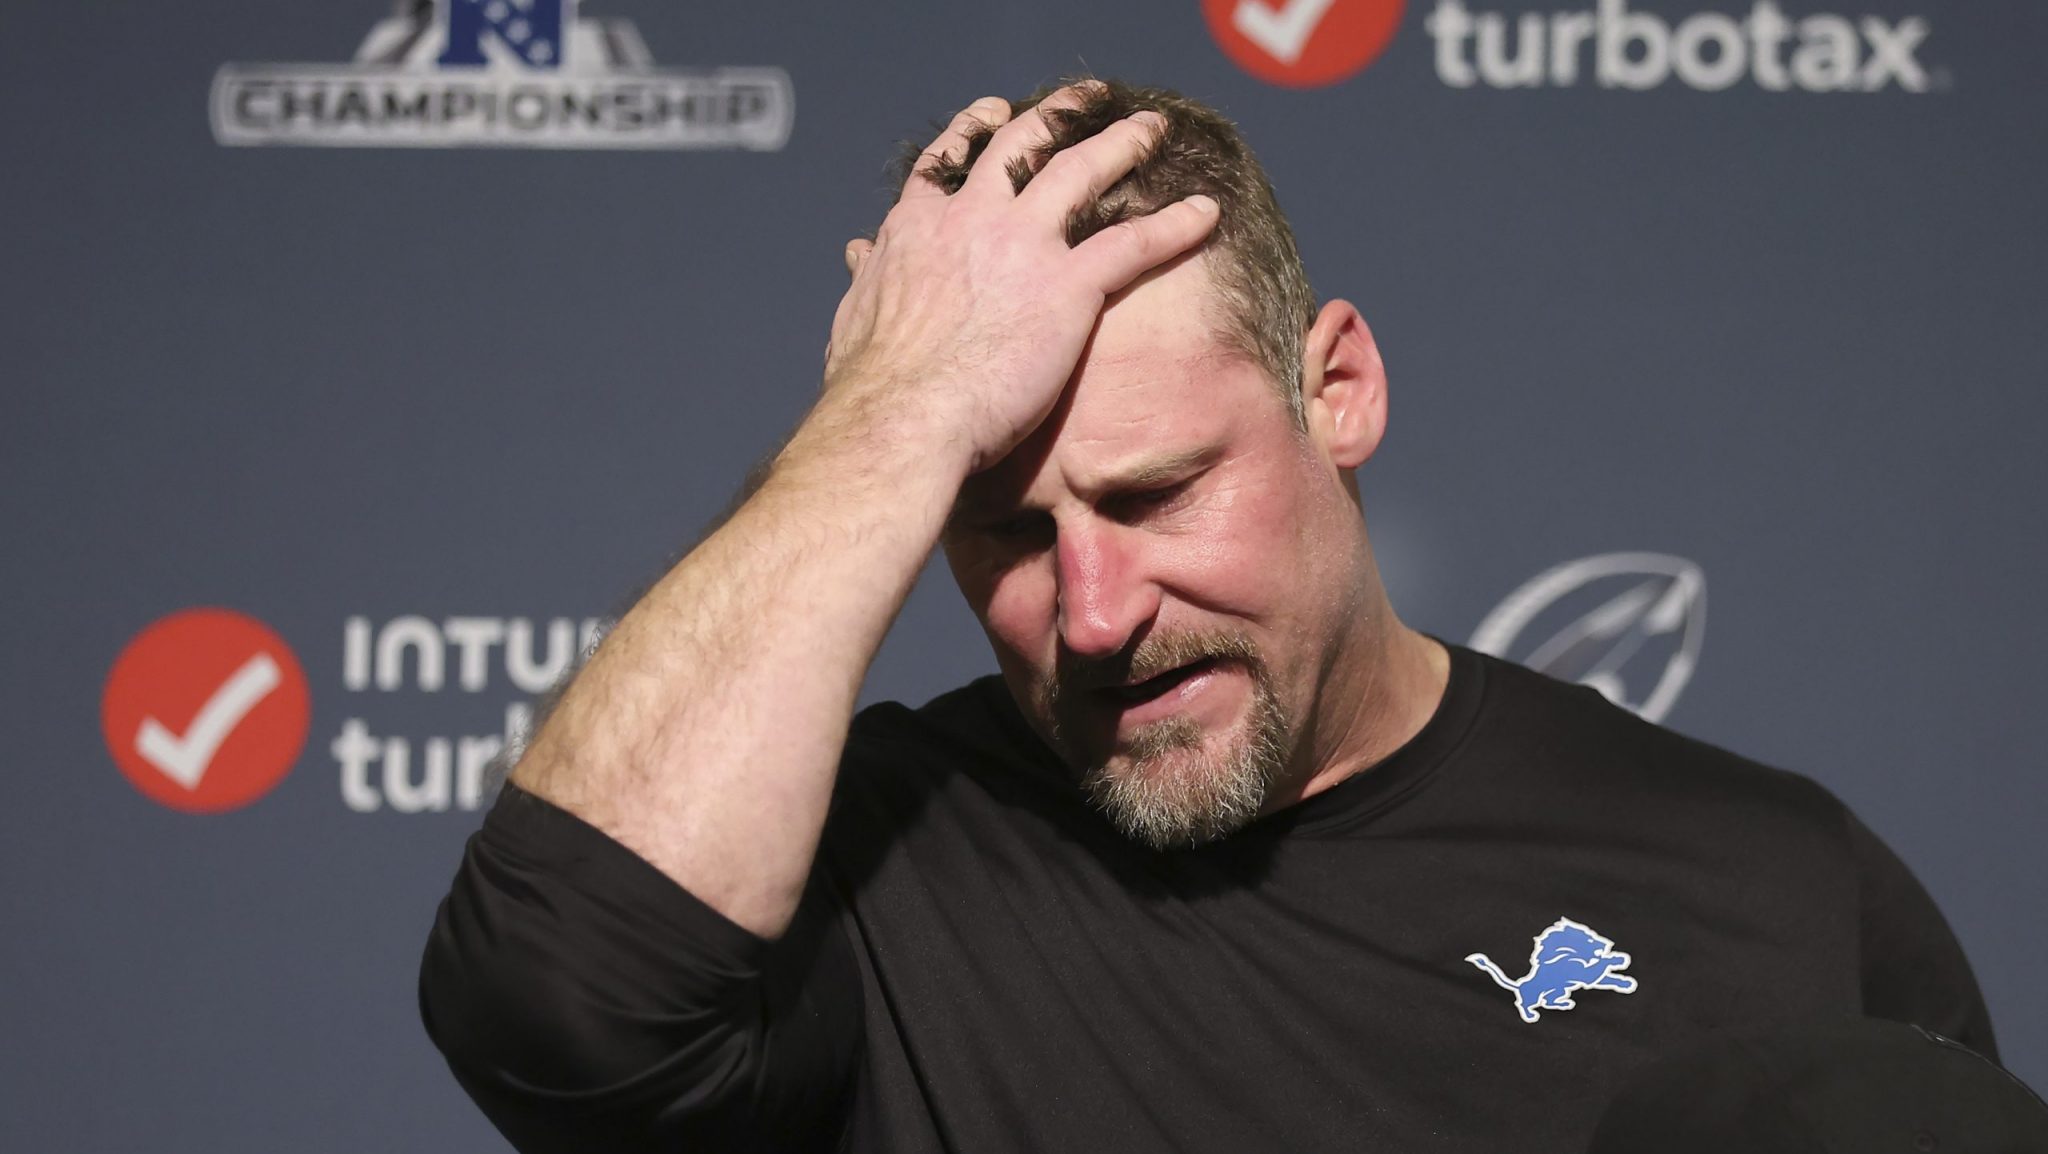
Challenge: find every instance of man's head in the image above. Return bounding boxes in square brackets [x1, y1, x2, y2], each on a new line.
[897, 79, 1317, 419]
[924, 82, 1398, 851]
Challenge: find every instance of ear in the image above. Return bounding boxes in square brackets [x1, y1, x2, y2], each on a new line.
[1298, 299, 1387, 471]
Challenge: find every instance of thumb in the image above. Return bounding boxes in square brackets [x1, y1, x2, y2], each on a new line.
[844, 238, 875, 279]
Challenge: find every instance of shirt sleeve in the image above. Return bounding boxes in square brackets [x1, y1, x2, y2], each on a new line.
[1845, 810, 1999, 1060]
[417, 784, 866, 1154]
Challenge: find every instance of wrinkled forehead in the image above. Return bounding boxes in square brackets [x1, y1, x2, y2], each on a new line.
[958, 348, 1277, 518]
[957, 273, 1282, 512]
[1089, 248, 1234, 362]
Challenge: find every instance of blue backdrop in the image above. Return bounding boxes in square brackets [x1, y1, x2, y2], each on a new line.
[5, 1, 2042, 1149]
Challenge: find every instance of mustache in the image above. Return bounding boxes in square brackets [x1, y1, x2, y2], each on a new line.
[1046, 630, 1263, 699]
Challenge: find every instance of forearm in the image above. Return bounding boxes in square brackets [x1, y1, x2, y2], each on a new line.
[502, 86, 1212, 942]
[512, 397, 969, 938]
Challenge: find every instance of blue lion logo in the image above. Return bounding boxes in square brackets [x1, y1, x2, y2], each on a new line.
[1466, 917, 1639, 1023]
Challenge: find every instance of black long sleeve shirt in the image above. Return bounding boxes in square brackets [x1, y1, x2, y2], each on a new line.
[420, 645, 1995, 1152]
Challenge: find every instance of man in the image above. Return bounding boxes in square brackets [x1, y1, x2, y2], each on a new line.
[419, 80, 1994, 1152]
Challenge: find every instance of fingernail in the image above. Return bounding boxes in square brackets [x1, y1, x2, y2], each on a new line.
[972, 96, 1010, 116]
[1187, 194, 1219, 215]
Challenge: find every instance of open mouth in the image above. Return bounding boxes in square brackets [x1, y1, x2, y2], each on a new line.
[1097, 657, 1223, 706]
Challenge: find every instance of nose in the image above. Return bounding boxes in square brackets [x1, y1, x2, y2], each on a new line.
[1055, 521, 1159, 660]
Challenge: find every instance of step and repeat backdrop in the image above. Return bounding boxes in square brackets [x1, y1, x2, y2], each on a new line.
[5, 0, 2043, 1150]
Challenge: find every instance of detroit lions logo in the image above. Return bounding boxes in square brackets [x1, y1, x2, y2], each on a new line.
[1466, 917, 1639, 1023]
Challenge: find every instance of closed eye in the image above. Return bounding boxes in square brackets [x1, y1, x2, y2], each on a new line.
[978, 510, 1054, 545]
[1104, 479, 1194, 523]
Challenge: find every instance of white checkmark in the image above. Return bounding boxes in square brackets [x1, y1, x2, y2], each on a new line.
[1234, 0, 1340, 64]
[135, 652, 282, 790]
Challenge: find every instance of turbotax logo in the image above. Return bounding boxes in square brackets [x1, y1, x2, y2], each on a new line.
[211, 0, 794, 149]
[1426, 0, 1935, 92]
[102, 608, 606, 816]
[102, 609, 312, 814]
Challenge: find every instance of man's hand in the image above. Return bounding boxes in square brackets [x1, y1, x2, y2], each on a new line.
[822, 86, 1221, 475]
[496, 86, 1221, 944]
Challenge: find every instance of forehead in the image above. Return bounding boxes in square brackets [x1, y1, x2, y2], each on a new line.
[966, 255, 1281, 504]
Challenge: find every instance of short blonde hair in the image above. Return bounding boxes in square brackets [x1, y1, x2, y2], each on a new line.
[895, 79, 1318, 421]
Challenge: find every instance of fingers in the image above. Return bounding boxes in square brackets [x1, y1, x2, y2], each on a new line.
[1017, 111, 1165, 218]
[1071, 195, 1221, 295]
[959, 80, 1106, 199]
[844, 238, 874, 278]
[906, 97, 1011, 198]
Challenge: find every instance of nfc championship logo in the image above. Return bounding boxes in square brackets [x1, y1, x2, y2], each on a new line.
[1471, 552, 1705, 723]
[211, 0, 793, 150]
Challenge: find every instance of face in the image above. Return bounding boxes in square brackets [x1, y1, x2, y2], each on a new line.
[942, 254, 1366, 849]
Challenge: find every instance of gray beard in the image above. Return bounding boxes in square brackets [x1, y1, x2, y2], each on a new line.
[1074, 669, 1291, 851]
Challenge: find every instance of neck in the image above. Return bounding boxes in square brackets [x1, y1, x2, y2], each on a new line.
[1263, 581, 1451, 814]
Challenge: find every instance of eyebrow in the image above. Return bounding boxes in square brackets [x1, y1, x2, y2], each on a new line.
[1091, 445, 1221, 493]
[945, 444, 1224, 532]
